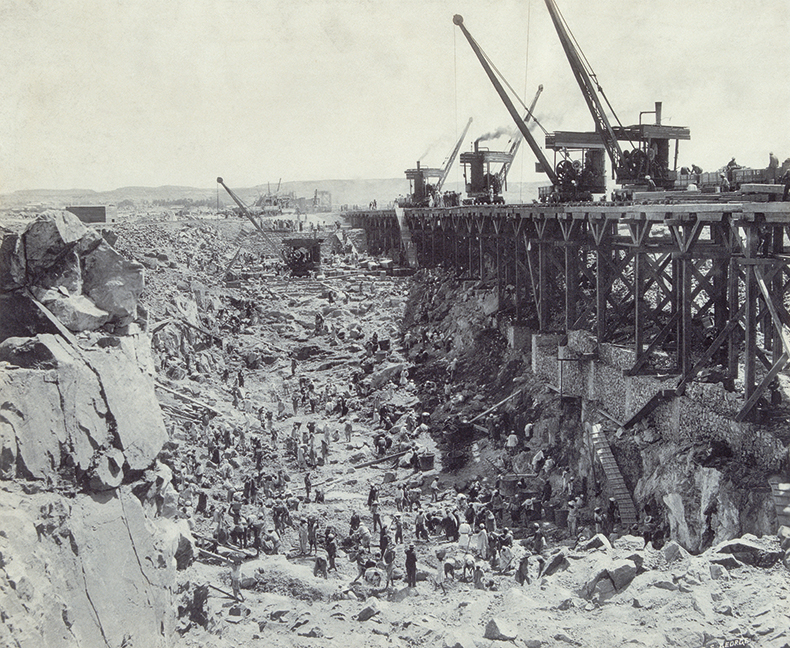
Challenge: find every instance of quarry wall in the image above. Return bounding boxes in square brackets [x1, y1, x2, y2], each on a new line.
[531, 330, 785, 552]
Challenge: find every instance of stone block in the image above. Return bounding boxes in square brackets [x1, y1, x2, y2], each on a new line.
[484, 618, 518, 641]
[82, 241, 144, 324]
[662, 541, 690, 563]
[778, 525, 790, 552]
[89, 448, 125, 490]
[580, 533, 612, 552]
[709, 564, 729, 581]
[357, 602, 380, 621]
[23, 210, 91, 277]
[38, 291, 110, 332]
[608, 559, 637, 591]
[715, 538, 782, 567]
[541, 549, 569, 577]
[613, 535, 646, 552]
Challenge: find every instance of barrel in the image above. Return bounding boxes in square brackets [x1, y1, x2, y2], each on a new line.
[418, 454, 435, 471]
[555, 508, 569, 528]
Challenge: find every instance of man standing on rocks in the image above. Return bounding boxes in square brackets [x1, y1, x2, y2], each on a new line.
[405, 544, 417, 588]
[230, 557, 244, 601]
[304, 472, 312, 501]
[326, 533, 338, 572]
[393, 514, 403, 544]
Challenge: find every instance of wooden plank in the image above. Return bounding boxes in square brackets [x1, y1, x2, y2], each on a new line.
[155, 381, 223, 415]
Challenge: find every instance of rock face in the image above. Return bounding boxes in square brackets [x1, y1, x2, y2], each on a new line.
[0, 487, 177, 648]
[0, 333, 165, 480]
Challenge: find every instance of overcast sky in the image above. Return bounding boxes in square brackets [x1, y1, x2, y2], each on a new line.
[1, 0, 788, 193]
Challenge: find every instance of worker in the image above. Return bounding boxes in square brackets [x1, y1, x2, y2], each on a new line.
[473, 562, 485, 589]
[567, 500, 578, 539]
[313, 553, 328, 579]
[298, 518, 309, 555]
[645, 175, 657, 191]
[430, 477, 440, 502]
[393, 513, 404, 545]
[326, 533, 338, 571]
[370, 499, 381, 533]
[230, 557, 244, 601]
[304, 472, 312, 502]
[405, 544, 418, 588]
[506, 431, 519, 455]
[515, 553, 531, 585]
[344, 421, 353, 442]
[383, 545, 396, 587]
[720, 173, 730, 192]
[415, 508, 428, 541]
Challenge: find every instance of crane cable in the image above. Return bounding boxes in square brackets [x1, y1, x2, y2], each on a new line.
[519, 0, 532, 202]
[453, 26, 459, 189]
[467, 29, 548, 137]
[553, 1, 636, 152]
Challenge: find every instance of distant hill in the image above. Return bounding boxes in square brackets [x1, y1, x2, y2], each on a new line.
[0, 178, 544, 211]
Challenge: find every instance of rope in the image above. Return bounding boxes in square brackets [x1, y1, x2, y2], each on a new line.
[553, 1, 635, 151]
[471, 31, 548, 136]
[519, 0, 532, 202]
[453, 28, 459, 188]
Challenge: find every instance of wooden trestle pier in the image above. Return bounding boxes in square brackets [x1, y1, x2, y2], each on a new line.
[350, 200, 790, 422]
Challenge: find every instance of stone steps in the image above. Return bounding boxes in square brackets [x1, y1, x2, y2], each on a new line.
[590, 427, 639, 526]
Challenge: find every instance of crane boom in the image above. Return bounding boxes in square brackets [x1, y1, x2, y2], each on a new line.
[437, 117, 473, 193]
[497, 84, 543, 188]
[543, 0, 624, 174]
[216, 177, 276, 246]
[453, 14, 557, 186]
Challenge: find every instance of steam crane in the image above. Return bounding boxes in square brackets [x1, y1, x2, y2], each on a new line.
[453, 15, 558, 192]
[543, 0, 690, 192]
[404, 116, 473, 207]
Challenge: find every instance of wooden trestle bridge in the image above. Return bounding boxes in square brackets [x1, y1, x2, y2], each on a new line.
[350, 200, 790, 422]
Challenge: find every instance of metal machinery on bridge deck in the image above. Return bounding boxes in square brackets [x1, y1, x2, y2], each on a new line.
[349, 201, 790, 422]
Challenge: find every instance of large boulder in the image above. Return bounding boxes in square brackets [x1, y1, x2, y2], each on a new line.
[607, 559, 637, 591]
[23, 211, 96, 277]
[82, 241, 144, 324]
[370, 362, 406, 390]
[714, 537, 782, 567]
[36, 290, 110, 332]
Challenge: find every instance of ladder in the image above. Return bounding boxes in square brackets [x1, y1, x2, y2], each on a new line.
[590, 424, 639, 527]
[394, 206, 417, 268]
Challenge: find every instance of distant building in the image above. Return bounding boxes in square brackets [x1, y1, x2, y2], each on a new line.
[66, 205, 118, 223]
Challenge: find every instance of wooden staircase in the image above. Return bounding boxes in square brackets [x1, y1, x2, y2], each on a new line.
[590, 424, 639, 527]
[394, 206, 417, 268]
[769, 480, 790, 529]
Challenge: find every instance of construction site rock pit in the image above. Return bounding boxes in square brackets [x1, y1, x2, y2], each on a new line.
[1, 210, 789, 648]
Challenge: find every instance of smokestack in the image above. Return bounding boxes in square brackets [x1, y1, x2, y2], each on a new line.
[655, 102, 662, 125]
[417, 160, 421, 170]
[474, 140, 479, 153]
